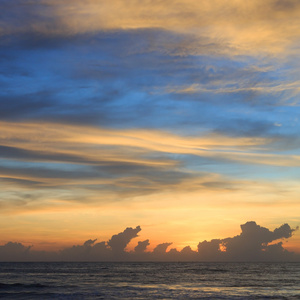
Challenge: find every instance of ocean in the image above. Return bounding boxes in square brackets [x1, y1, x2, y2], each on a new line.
[0, 262, 299, 299]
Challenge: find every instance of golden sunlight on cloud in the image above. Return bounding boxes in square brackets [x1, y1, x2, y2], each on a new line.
[165, 80, 300, 105]
[1, 120, 300, 218]
[0, 121, 299, 169]
[38, 0, 300, 56]
[2, 0, 300, 56]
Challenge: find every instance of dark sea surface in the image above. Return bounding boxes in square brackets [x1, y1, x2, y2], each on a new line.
[0, 262, 299, 299]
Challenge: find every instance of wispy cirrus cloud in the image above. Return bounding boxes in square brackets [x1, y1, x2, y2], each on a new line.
[1, 121, 300, 168]
[0, 120, 296, 169]
[0, 120, 299, 215]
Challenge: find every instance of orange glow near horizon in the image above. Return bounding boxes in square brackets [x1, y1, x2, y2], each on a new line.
[0, 188, 299, 254]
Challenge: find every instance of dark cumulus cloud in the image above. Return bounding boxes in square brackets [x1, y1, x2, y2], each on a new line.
[198, 221, 298, 261]
[0, 222, 299, 262]
[134, 239, 150, 253]
[107, 226, 141, 253]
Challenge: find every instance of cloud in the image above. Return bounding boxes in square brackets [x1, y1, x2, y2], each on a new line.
[107, 226, 141, 253]
[0, 221, 298, 261]
[2, 0, 300, 57]
[197, 239, 223, 261]
[53, 226, 143, 261]
[1, 18, 299, 137]
[134, 239, 150, 253]
[60, 239, 111, 261]
[0, 119, 300, 213]
[166, 79, 300, 106]
[180, 246, 198, 261]
[1, 120, 300, 180]
[0, 242, 31, 261]
[0, 121, 284, 163]
[198, 221, 298, 261]
[152, 243, 173, 255]
[0, 0, 59, 36]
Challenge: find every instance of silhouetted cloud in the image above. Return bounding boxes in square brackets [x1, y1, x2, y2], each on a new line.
[153, 243, 173, 255]
[198, 221, 298, 261]
[60, 239, 111, 261]
[0, 242, 31, 261]
[107, 226, 141, 253]
[134, 240, 150, 253]
[197, 239, 223, 261]
[0, 222, 298, 262]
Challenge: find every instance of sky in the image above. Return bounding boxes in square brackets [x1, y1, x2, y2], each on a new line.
[0, 0, 300, 261]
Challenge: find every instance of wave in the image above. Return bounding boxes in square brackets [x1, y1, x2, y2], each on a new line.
[0, 283, 49, 289]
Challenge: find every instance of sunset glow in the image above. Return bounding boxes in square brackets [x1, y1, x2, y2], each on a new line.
[0, 0, 300, 260]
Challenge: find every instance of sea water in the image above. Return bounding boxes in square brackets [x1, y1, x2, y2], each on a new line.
[0, 262, 299, 299]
